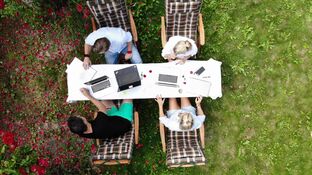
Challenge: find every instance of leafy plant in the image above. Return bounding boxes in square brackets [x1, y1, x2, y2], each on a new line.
[0, 130, 48, 175]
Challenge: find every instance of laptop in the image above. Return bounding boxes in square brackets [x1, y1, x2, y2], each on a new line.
[84, 75, 116, 97]
[156, 74, 179, 88]
[114, 65, 141, 91]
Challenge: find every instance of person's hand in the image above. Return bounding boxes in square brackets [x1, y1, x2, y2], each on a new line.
[80, 88, 90, 97]
[155, 95, 165, 106]
[195, 96, 203, 105]
[176, 59, 186, 65]
[165, 54, 176, 61]
[83, 57, 91, 70]
[125, 53, 132, 60]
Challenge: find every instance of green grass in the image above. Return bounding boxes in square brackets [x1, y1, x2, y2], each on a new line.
[1, 0, 311, 174]
[195, 0, 312, 174]
[132, 0, 312, 174]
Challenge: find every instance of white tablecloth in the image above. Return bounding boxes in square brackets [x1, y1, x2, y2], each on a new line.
[66, 58, 222, 102]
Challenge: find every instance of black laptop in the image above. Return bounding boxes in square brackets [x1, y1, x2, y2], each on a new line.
[114, 65, 141, 91]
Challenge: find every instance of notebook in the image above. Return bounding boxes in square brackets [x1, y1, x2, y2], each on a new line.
[184, 76, 211, 96]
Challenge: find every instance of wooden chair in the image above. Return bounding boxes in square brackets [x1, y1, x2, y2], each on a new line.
[159, 122, 206, 167]
[161, 0, 205, 49]
[91, 108, 139, 165]
[86, 0, 138, 44]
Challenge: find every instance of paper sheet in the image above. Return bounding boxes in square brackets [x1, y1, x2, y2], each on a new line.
[184, 75, 212, 96]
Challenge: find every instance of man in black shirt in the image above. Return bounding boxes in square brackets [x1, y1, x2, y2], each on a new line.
[67, 88, 133, 139]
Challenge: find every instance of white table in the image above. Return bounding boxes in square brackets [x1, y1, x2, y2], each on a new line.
[66, 58, 222, 102]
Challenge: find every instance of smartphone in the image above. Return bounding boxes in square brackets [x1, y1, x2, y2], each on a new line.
[194, 66, 205, 75]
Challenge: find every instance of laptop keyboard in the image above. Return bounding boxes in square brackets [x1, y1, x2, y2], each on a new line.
[155, 82, 179, 88]
[91, 80, 111, 93]
[158, 74, 178, 83]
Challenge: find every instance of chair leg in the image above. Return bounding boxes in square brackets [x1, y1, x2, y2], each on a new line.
[134, 111, 139, 144]
[91, 17, 97, 31]
[198, 13, 205, 46]
[160, 123, 166, 152]
[93, 159, 131, 165]
[129, 9, 138, 43]
[199, 124, 205, 148]
[161, 16, 167, 48]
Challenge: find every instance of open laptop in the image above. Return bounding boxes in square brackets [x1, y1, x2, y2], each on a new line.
[156, 74, 179, 88]
[114, 65, 141, 91]
[84, 75, 116, 97]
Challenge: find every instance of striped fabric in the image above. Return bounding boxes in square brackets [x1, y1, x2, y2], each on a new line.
[92, 126, 134, 161]
[86, 0, 131, 31]
[165, 0, 202, 41]
[166, 130, 206, 166]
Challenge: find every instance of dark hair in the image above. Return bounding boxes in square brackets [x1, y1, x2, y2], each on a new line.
[67, 116, 87, 134]
[92, 37, 111, 53]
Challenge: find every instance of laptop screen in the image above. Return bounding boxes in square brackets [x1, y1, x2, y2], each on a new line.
[158, 74, 178, 83]
[114, 65, 141, 91]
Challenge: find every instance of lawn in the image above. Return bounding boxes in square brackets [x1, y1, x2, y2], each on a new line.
[0, 0, 311, 174]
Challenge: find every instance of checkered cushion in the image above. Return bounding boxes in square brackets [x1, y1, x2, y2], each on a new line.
[92, 126, 134, 161]
[165, 0, 202, 40]
[87, 0, 131, 31]
[166, 130, 206, 166]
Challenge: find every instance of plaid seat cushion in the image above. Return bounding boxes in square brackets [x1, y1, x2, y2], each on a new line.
[165, 0, 202, 41]
[166, 130, 206, 166]
[92, 126, 135, 161]
[87, 0, 131, 31]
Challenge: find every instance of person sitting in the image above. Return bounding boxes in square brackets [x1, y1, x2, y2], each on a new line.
[67, 88, 133, 139]
[161, 36, 198, 64]
[155, 95, 205, 131]
[83, 27, 142, 69]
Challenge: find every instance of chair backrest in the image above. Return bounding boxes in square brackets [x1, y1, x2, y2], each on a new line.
[87, 0, 131, 31]
[165, 0, 202, 41]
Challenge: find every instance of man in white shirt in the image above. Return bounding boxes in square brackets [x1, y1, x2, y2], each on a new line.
[83, 27, 142, 69]
[161, 36, 198, 64]
[155, 96, 205, 131]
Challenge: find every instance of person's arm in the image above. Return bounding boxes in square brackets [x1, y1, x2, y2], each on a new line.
[195, 96, 204, 115]
[155, 95, 166, 117]
[83, 44, 92, 70]
[158, 102, 165, 117]
[80, 88, 106, 112]
[125, 42, 132, 60]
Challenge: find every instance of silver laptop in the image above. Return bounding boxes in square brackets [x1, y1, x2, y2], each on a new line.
[84, 75, 116, 97]
[156, 74, 179, 88]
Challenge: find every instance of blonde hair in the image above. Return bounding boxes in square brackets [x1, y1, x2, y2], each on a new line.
[178, 112, 194, 130]
[173, 41, 192, 55]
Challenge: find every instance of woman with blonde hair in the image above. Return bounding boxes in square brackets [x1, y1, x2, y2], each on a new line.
[161, 36, 198, 64]
[155, 95, 205, 131]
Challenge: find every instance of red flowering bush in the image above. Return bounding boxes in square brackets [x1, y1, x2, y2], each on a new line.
[0, 130, 46, 175]
[0, 1, 95, 174]
[76, 3, 83, 13]
[0, 0, 5, 10]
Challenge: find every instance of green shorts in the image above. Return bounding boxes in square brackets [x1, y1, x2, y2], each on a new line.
[106, 103, 133, 122]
